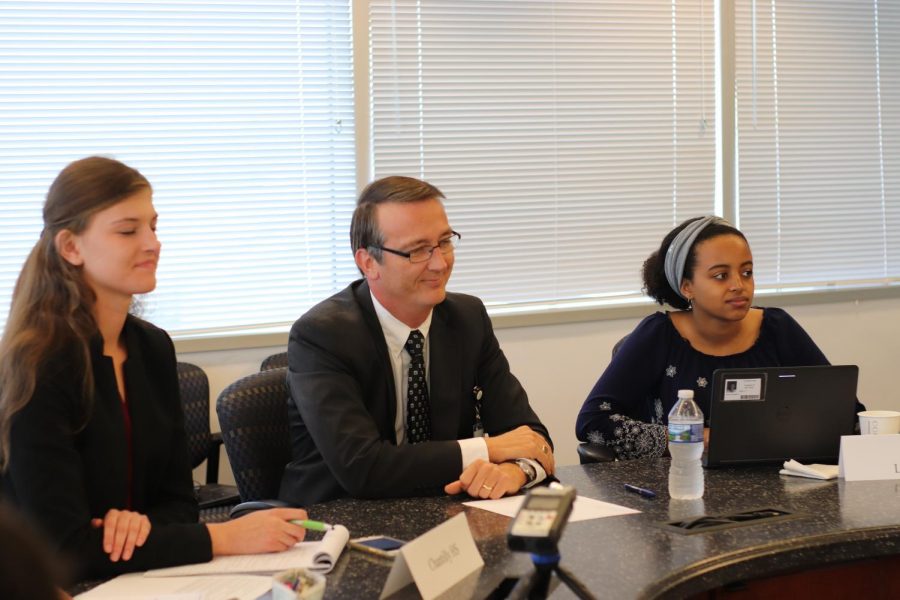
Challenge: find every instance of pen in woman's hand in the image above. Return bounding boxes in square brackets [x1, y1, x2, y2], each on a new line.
[290, 519, 333, 531]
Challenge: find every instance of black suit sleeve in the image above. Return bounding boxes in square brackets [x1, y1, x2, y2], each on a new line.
[287, 318, 462, 498]
[6, 379, 211, 580]
[140, 331, 201, 527]
[472, 301, 552, 445]
[4, 345, 211, 581]
[284, 288, 554, 502]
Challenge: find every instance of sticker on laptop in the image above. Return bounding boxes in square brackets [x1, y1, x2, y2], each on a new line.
[723, 377, 763, 401]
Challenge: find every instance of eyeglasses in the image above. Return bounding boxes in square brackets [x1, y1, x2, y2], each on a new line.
[372, 231, 461, 264]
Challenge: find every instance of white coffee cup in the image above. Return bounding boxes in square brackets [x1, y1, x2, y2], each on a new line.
[857, 410, 900, 435]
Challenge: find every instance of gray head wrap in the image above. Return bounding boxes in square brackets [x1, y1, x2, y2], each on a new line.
[663, 216, 732, 300]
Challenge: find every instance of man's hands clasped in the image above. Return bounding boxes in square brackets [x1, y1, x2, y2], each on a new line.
[445, 426, 555, 500]
[485, 425, 555, 475]
[444, 459, 526, 499]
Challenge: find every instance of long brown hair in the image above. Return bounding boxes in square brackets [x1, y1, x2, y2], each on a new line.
[0, 156, 151, 468]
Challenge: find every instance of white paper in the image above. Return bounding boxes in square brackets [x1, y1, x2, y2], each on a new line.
[145, 525, 349, 577]
[464, 493, 639, 521]
[76, 573, 270, 600]
[779, 459, 839, 480]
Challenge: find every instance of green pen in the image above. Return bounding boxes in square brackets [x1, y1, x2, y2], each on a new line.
[290, 519, 333, 532]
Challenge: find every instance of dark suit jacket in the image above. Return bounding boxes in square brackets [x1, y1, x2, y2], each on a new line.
[278, 280, 552, 506]
[2, 316, 211, 581]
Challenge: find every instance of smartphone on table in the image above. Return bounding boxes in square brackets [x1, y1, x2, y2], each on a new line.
[349, 535, 407, 558]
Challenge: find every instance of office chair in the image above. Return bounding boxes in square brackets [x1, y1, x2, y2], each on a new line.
[176, 362, 240, 513]
[576, 334, 630, 465]
[260, 351, 288, 371]
[216, 367, 292, 501]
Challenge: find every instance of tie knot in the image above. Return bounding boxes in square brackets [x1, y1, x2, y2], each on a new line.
[405, 329, 425, 358]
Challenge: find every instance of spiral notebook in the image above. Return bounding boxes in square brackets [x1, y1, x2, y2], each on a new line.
[145, 524, 349, 576]
[704, 365, 858, 468]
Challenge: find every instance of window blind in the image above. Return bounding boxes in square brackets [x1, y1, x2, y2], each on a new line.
[735, 0, 900, 288]
[0, 0, 356, 335]
[368, 0, 716, 306]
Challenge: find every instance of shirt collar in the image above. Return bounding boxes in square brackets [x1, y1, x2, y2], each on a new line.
[370, 291, 433, 359]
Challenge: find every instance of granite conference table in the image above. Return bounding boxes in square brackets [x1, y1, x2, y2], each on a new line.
[302, 459, 900, 599]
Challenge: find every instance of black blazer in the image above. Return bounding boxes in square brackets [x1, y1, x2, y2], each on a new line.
[2, 316, 211, 581]
[278, 280, 552, 505]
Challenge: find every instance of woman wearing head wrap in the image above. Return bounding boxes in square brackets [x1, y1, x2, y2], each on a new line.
[575, 216, 863, 459]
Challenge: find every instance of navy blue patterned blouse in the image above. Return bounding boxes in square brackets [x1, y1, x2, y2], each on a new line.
[575, 307, 858, 459]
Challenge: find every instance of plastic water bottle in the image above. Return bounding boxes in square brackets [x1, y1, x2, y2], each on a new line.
[668, 389, 704, 500]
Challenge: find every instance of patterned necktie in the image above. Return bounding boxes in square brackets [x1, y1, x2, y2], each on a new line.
[405, 329, 432, 444]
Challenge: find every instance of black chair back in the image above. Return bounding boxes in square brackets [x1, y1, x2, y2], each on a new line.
[177, 362, 217, 474]
[176, 362, 240, 512]
[216, 367, 292, 501]
[260, 351, 288, 371]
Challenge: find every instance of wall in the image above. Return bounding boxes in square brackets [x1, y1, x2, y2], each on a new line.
[183, 296, 900, 485]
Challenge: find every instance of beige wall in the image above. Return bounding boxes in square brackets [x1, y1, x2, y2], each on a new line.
[183, 296, 900, 484]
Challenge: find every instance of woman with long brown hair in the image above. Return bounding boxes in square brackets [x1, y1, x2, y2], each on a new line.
[0, 156, 309, 581]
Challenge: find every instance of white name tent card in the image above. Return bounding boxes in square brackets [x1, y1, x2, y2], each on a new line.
[839, 434, 900, 481]
[380, 512, 483, 600]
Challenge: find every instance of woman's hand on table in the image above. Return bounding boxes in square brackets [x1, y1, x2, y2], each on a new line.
[91, 508, 151, 562]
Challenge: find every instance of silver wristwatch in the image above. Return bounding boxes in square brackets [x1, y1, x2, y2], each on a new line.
[514, 458, 537, 484]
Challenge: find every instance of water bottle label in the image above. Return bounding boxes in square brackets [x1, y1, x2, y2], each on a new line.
[668, 422, 703, 443]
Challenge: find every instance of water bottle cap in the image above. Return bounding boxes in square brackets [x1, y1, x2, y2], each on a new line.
[677, 389, 694, 399]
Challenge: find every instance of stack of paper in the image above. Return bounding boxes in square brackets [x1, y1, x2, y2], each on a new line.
[77, 525, 350, 600]
[779, 459, 839, 480]
[76, 573, 271, 600]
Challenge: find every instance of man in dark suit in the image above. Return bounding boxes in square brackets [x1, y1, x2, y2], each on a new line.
[279, 176, 555, 506]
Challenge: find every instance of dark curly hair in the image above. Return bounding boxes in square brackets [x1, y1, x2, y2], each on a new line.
[642, 217, 747, 309]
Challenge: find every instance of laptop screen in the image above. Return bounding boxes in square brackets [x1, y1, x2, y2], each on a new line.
[704, 365, 858, 467]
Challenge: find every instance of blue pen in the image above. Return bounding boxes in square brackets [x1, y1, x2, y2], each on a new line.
[624, 483, 656, 499]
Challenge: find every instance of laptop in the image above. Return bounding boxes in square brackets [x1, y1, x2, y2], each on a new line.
[704, 365, 858, 468]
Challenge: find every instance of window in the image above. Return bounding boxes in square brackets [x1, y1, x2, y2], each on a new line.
[2, 1, 896, 340]
[0, 0, 356, 335]
[735, 0, 900, 288]
[368, 0, 716, 306]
